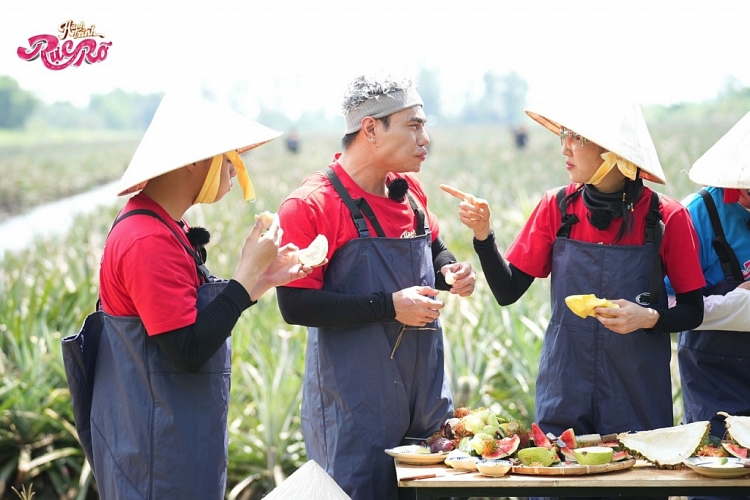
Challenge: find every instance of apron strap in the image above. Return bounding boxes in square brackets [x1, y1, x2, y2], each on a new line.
[405, 192, 427, 236]
[644, 192, 664, 305]
[110, 209, 211, 282]
[556, 185, 581, 238]
[354, 199, 387, 237]
[324, 167, 384, 237]
[699, 189, 744, 282]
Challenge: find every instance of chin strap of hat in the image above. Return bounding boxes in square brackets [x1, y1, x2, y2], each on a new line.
[588, 152, 638, 186]
[194, 151, 256, 204]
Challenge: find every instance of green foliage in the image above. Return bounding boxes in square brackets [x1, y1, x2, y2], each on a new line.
[0, 77, 37, 130]
[88, 89, 162, 130]
[0, 136, 140, 220]
[417, 68, 443, 119]
[460, 71, 529, 126]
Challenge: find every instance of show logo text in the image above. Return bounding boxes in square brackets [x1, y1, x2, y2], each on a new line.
[17, 20, 112, 70]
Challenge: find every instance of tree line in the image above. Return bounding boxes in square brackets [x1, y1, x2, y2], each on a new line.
[0, 70, 533, 132]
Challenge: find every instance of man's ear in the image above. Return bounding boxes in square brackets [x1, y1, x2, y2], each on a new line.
[361, 116, 377, 139]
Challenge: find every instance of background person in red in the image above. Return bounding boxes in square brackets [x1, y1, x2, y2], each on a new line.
[91, 91, 312, 500]
[442, 95, 705, 446]
[276, 74, 476, 500]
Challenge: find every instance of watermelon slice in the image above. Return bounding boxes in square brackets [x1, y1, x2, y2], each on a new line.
[612, 450, 629, 462]
[493, 435, 521, 459]
[722, 443, 748, 459]
[559, 428, 576, 448]
[531, 422, 553, 449]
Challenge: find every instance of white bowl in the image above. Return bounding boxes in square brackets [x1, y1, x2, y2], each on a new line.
[476, 459, 512, 477]
[445, 455, 479, 471]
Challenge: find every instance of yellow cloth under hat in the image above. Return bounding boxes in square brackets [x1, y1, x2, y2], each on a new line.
[588, 151, 638, 186]
[194, 150, 256, 204]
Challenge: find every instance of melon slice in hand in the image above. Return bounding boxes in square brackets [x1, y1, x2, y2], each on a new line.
[254, 211, 276, 230]
[298, 235, 328, 267]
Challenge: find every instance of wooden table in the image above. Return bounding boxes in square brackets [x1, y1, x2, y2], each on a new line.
[396, 461, 750, 499]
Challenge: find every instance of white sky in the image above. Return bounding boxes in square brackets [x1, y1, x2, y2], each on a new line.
[3, 0, 750, 119]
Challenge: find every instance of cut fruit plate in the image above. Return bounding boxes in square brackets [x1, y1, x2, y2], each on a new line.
[385, 445, 449, 465]
[511, 458, 636, 476]
[683, 457, 750, 479]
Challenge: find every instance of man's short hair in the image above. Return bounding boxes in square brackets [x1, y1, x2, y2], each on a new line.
[342, 74, 422, 134]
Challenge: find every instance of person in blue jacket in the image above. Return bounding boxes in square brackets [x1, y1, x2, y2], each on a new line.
[669, 110, 750, 443]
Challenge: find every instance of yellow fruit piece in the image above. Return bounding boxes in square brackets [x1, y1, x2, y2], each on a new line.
[565, 294, 619, 318]
[254, 211, 276, 230]
[298, 234, 328, 267]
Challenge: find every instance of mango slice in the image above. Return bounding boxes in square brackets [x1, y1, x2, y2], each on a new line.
[565, 294, 619, 318]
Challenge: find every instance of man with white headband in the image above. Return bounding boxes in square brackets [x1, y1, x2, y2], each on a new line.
[63, 91, 313, 499]
[668, 110, 750, 446]
[442, 95, 706, 449]
[276, 74, 476, 499]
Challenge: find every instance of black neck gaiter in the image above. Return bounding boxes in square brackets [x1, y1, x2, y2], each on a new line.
[582, 178, 644, 240]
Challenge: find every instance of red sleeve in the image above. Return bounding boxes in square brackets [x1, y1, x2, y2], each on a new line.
[279, 195, 329, 290]
[659, 197, 706, 293]
[119, 231, 198, 335]
[505, 188, 560, 278]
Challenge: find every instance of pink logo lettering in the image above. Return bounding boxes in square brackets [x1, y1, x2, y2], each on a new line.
[17, 21, 111, 70]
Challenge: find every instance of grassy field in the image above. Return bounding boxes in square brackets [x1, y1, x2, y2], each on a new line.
[0, 107, 746, 498]
[0, 126, 141, 221]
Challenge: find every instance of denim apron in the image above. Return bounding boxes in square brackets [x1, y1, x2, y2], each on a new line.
[679, 189, 749, 441]
[301, 169, 453, 500]
[63, 210, 230, 500]
[535, 190, 672, 437]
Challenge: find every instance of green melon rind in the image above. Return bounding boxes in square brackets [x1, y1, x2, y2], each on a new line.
[617, 421, 710, 468]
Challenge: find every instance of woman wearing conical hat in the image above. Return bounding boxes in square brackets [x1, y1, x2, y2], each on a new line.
[442, 95, 706, 438]
[68, 91, 313, 499]
[668, 110, 750, 442]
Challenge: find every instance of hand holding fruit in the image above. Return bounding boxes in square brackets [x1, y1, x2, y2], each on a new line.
[233, 217, 284, 294]
[393, 286, 444, 327]
[440, 184, 492, 241]
[249, 243, 314, 302]
[441, 262, 476, 297]
[594, 299, 660, 334]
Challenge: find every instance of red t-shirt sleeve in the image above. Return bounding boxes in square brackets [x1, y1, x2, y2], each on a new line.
[506, 188, 559, 278]
[279, 195, 328, 290]
[119, 230, 198, 335]
[659, 197, 706, 294]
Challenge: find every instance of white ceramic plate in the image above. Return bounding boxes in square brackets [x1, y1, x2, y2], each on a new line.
[384, 445, 449, 465]
[683, 457, 750, 479]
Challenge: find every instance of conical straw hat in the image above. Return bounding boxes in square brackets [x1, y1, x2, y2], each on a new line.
[689, 110, 750, 189]
[263, 460, 351, 500]
[526, 97, 666, 184]
[118, 90, 281, 196]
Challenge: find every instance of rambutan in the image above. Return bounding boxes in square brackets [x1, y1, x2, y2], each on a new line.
[454, 407, 471, 419]
[697, 444, 728, 457]
[506, 421, 532, 448]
